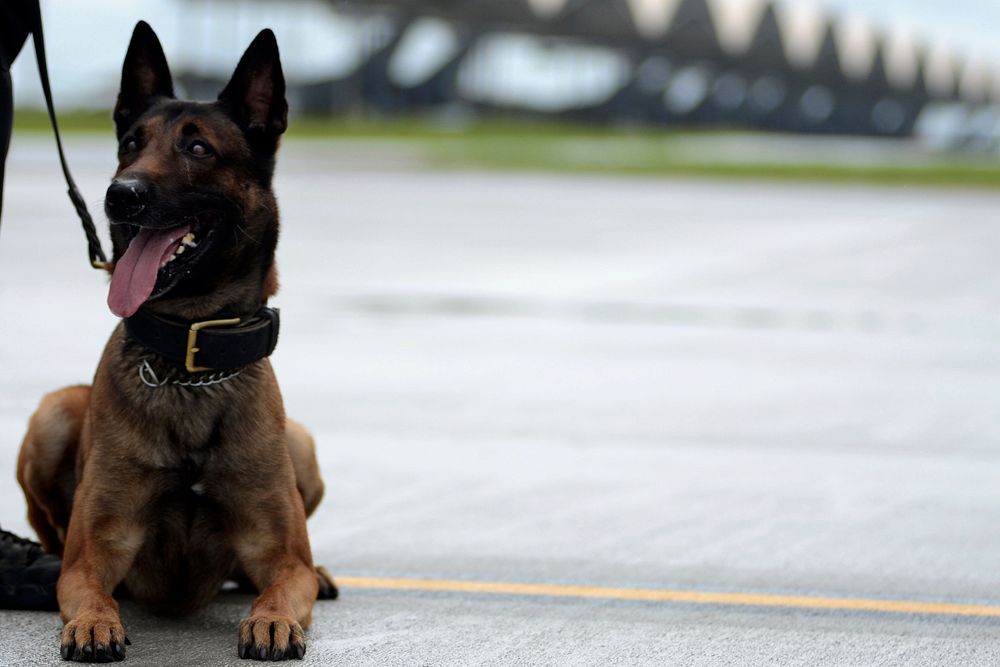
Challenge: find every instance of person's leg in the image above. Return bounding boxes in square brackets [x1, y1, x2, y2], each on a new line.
[0, 0, 35, 222]
[0, 52, 13, 221]
[0, 0, 60, 612]
[0, 66, 14, 218]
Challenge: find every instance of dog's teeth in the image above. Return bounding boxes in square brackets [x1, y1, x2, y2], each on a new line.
[182, 233, 195, 246]
[175, 245, 186, 255]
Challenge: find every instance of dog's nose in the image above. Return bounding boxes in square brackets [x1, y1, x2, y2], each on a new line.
[105, 179, 152, 221]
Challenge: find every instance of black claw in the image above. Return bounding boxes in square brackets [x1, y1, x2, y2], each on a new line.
[72, 645, 84, 662]
[271, 645, 284, 661]
[111, 642, 125, 661]
[61, 643, 74, 661]
[258, 645, 269, 661]
[95, 643, 108, 661]
[124, 636, 132, 646]
[294, 644, 305, 660]
[238, 643, 247, 659]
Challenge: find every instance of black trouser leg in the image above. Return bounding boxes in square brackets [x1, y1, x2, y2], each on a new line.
[0, 0, 36, 225]
[0, 64, 13, 222]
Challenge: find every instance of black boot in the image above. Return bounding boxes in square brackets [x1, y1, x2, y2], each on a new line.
[0, 527, 60, 611]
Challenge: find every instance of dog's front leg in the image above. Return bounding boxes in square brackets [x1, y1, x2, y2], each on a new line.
[230, 480, 319, 661]
[57, 474, 148, 662]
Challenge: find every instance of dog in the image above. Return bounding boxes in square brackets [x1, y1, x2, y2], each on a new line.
[16, 21, 335, 662]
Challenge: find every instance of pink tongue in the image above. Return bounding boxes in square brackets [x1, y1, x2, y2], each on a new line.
[108, 226, 191, 318]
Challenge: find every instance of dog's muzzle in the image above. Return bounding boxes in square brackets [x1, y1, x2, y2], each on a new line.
[105, 179, 155, 222]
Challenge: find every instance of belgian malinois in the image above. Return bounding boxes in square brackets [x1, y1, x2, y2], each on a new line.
[16, 21, 335, 662]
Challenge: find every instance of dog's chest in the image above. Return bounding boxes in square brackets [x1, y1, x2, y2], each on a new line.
[134, 398, 230, 470]
[173, 454, 212, 499]
[150, 453, 222, 533]
[141, 422, 229, 527]
[127, 465, 236, 612]
[144, 454, 228, 541]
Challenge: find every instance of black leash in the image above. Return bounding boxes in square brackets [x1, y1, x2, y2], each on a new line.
[27, 2, 108, 269]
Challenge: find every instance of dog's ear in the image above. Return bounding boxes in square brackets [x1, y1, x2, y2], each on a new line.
[114, 21, 174, 140]
[218, 29, 288, 154]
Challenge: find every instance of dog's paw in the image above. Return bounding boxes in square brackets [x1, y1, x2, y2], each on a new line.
[316, 566, 339, 601]
[238, 614, 305, 661]
[60, 615, 128, 662]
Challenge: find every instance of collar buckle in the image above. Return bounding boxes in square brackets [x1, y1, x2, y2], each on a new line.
[185, 317, 241, 373]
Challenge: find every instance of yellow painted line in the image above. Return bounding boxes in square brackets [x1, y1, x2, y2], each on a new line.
[336, 576, 1000, 619]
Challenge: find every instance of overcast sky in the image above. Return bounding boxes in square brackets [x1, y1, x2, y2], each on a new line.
[10, 0, 1000, 109]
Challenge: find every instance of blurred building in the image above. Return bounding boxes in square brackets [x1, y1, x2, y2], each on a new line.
[176, 0, 999, 144]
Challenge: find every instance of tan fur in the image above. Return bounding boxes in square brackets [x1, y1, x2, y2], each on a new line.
[17, 385, 89, 555]
[18, 326, 330, 653]
[17, 25, 330, 662]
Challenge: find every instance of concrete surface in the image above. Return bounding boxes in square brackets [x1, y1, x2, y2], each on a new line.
[1, 135, 1000, 665]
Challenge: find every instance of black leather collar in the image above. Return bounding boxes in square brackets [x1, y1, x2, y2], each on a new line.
[124, 306, 280, 373]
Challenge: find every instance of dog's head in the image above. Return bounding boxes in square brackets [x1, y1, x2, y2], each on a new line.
[105, 21, 286, 320]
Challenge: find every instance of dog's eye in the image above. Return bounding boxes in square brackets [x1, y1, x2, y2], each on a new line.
[122, 139, 137, 153]
[188, 141, 212, 158]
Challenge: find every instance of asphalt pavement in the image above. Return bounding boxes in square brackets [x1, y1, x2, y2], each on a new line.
[0, 135, 999, 665]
